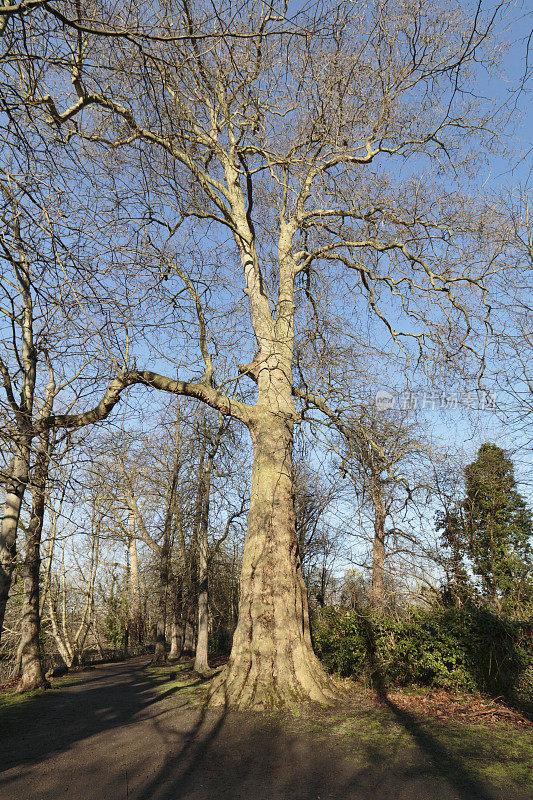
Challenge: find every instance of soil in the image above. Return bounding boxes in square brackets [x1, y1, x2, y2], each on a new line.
[0, 656, 531, 800]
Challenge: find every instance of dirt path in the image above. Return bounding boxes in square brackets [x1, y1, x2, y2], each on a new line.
[0, 657, 530, 800]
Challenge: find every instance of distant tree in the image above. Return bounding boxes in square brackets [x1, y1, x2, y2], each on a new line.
[333, 404, 439, 615]
[438, 443, 533, 615]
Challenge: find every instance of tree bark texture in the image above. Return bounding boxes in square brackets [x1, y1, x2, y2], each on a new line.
[168, 619, 182, 659]
[194, 484, 210, 674]
[0, 436, 31, 643]
[17, 434, 51, 691]
[370, 508, 386, 615]
[210, 413, 337, 708]
[127, 516, 143, 649]
[152, 548, 169, 665]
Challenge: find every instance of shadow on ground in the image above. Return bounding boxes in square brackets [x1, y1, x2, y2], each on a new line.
[0, 657, 186, 769]
[0, 656, 531, 800]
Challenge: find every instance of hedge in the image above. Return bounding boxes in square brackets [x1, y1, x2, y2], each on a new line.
[312, 606, 533, 699]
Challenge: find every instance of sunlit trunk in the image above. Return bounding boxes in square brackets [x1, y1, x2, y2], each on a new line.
[0, 437, 31, 643]
[194, 489, 210, 673]
[17, 437, 50, 692]
[211, 410, 336, 708]
[127, 516, 143, 649]
[168, 579, 182, 659]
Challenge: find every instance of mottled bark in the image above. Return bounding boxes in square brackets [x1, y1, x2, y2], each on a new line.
[210, 412, 337, 708]
[0, 437, 31, 642]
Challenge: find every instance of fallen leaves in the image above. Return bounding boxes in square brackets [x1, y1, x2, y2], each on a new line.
[386, 688, 531, 728]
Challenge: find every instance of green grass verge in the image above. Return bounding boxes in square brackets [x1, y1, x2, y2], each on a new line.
[141, 661, 214, 705]
[287, 703, 533, 793]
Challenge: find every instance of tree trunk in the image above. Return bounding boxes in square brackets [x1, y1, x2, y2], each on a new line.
[179, 576, 196, 657]
[194, 489, 210, 674]
[127, 516, 143, 649]
[151, 549, 168, 665]
[370, 511, 386, 615]
[210, 412, 336, 708]
[194, 417, 223, 674]
[168, 578, 182, 659]
[182, 612, 195, 655]
[168, 620, 181, 659]
[17, 437, 50, 692]
[0, 436, 31, 643]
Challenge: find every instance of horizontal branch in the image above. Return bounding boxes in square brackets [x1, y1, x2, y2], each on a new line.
[37, 368, 251, 432]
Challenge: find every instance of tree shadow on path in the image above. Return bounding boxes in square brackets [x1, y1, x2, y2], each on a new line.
[0, 656, 187, 770]
[0, 654, 529, 800]
[354, 614, 509, 800]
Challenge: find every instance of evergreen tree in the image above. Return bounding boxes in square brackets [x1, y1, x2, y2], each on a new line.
[438, 444, 533, 615]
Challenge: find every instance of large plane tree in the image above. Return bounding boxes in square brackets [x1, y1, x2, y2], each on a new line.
[8, 0, 516, 706]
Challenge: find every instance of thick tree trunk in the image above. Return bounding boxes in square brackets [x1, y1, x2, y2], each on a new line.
[127, 517, 143, 649]
[370, 511, 386, 615]
[17, 441, 50, 692]
[210, 412, 336, 708]
[0, 438, 32, 643]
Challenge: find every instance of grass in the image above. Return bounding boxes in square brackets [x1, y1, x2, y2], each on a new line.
[285, 698, 533, 792]
[140, 660, 213, 705]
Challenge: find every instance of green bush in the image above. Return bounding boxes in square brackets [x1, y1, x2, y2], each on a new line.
[312, 606, 533, 699]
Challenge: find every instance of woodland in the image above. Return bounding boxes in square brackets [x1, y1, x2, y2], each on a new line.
[0, 0, 532, 739]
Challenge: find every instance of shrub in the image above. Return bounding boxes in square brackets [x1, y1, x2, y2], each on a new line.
[312, 605, 532, 699]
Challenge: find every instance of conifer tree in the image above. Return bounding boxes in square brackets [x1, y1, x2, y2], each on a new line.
[439, 444, 533, 614]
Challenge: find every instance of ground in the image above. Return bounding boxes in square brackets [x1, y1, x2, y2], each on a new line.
[0, 657, 532, 800]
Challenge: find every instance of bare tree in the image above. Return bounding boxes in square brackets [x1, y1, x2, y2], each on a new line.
[0, 175, 156, 649]
[44, 491, 102, 669]
[193, 412, 247, 674]
[333, 404, 441, 614]
[6, 0, 520, 706]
